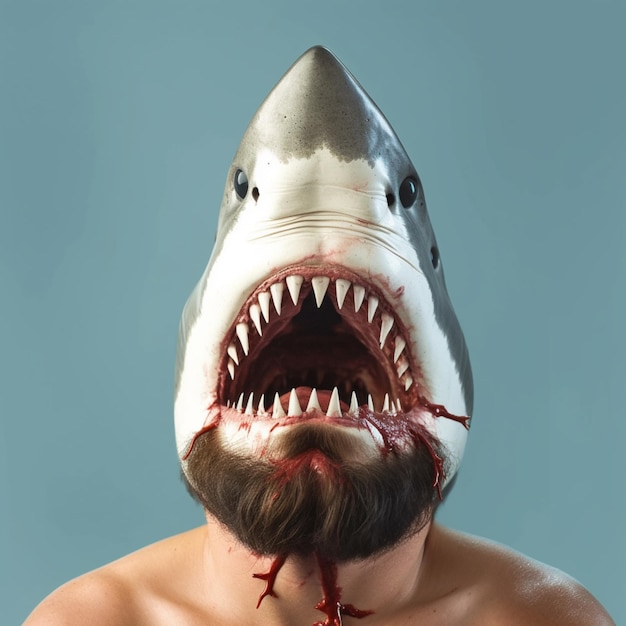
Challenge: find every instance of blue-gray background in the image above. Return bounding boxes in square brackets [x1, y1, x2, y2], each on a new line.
[2, 0, 624, 623]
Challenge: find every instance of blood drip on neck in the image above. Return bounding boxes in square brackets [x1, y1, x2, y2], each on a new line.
[253, 553, 287, 608]
[313, 553, 374, 626]
[253, 553, 373, 625]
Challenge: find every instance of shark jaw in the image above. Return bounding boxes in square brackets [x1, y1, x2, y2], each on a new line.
[215, 264, 434, 453]
[225, 268, 411, 415]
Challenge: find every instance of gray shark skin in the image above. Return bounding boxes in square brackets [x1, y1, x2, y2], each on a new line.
[175, 46, 473, 485]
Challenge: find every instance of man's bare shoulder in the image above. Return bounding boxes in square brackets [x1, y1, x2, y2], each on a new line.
[24, 526, 207, 626]
[24, 566, 138, 626]
[428, 524, 615, 625]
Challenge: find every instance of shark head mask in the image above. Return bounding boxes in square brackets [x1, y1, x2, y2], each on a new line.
[175, 46, 473, 499]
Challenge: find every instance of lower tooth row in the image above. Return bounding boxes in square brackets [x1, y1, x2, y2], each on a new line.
[226, 387, 401, 418]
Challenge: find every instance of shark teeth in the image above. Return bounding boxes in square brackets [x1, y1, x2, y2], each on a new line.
[236, 323, 249, 356]
[257, 291, 271, 322]
[396, 356, 409, 377]
[326, 387, 342, 417]
[272, 392, 286, 418]
[270, 282, 284, 314]
[258, 394, 266, 415]
[230, 386, 403, 419]
[353, 284, 366, 312]
[288, 388, 303, 416]
[335, 279, 351, 309]
[249, 304, 263, 336]
[227, 343, 239, 365]
[245, 393, 255, 416]
[367, 295, 379, 323]
[393, 336, 406, 363]
[306, 388, 322, 411]
[224, 273, 417, 405]
[311, 276, 331, 307]
[379, 312, 393, 348]
[286, 275, 304, 305]
[349, 391, 359, 416]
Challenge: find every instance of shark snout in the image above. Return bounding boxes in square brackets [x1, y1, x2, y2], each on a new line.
[250, 183, 389, 227]
[237, 144, 398, 233]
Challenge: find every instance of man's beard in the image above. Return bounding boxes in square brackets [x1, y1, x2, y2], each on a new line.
[183, 423, 445, 562]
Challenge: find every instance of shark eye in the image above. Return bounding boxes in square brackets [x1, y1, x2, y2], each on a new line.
[234, 169, 249, 199]
[399, 177, 418, 208]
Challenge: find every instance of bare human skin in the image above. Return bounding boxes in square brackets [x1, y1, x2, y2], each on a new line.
[25, 518, 614, 625]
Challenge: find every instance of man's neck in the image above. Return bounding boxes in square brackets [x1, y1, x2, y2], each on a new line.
[200, 514, 432, 625]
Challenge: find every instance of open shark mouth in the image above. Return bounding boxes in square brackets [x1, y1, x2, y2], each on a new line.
[221, 267, 415, 422]
[203, 264, 470, 466]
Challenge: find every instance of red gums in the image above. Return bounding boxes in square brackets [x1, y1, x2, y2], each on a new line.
[313, 553, 374, 626]
[253, 553, 287, 608]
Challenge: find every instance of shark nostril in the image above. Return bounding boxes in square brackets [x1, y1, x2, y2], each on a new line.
[386, 192, 395, 207]
[252, 187, 260, 202]
[431, 246, 440, 269]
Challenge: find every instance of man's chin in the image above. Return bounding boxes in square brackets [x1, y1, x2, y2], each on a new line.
[183, 422, 444, 562]
[216, 417, 387, 464]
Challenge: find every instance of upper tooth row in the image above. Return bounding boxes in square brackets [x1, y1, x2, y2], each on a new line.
[226, 387, 403, 418]
[227, 275, 413, 389]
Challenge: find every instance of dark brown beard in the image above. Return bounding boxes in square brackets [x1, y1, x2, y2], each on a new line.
[183, 423, 444, 562]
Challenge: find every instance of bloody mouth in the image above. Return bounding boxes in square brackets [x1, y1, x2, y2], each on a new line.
[184, 266, 469, 461]
[220, 266, 419, 419]
[219, 266, 469, 444]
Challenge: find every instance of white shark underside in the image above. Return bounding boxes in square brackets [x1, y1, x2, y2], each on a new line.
[175, 47, 473, 486]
